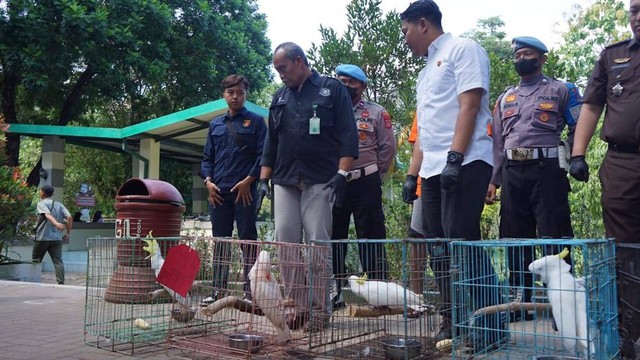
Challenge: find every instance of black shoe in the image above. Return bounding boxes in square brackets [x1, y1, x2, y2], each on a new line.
[435, 319, 452, 342]
[331, 292, 345, 311]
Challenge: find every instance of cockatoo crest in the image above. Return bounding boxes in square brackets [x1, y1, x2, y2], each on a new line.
[355, 273, 368, 285]
[528, 247, 572, 283]
[142, 231, 160, 259]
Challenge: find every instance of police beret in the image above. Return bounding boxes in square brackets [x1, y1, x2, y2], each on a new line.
[335, 64, 367, 83]
[512, 36, 548, 54]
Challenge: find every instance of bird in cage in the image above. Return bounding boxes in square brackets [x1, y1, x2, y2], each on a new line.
[348, 273, 435, 316]
[143, 236, 192, 309]
[528, 247, 593, 356]
[249, 250, 293, 343]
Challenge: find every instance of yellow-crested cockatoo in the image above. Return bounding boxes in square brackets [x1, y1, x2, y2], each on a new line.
[348, 273, 433, 315]
[143, 236, 192, 309]
[528, 247, 593, 356]
[248, 250, 292, 343]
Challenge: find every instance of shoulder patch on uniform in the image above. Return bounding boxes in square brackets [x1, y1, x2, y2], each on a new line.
[361, 110, 370, 118]
[505, 94, 516, 103]
[243, 119, 251, 127]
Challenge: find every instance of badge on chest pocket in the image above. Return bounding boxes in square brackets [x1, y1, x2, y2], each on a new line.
[309, 104, 320, 135]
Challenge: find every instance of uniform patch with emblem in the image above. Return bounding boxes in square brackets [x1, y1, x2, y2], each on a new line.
[361, 110, 370, 118]
[243, 119, 251, 127]
[539, 103, 554, 110]
[437, 60, 441, 66]
[358, 123, 369, 130]
[358, 131, 367, 141]
[539, 113, 550, 122]
[505, 94, 516, 102]
[504, 109, 516, 117]
[319, 88, 331, 96]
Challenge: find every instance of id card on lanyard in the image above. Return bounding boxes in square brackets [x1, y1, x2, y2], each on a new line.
[309, 104, 320, 135]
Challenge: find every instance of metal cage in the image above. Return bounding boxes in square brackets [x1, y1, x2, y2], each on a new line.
[450, 239, 619, 360]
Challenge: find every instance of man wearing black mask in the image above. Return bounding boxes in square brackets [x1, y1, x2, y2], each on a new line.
[485, 36, 582, 321]
[329, 64, 396, 309]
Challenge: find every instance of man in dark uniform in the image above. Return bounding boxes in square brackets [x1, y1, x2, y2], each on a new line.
[201, 74, 267, 304]
[330, 64, 396, 309]
[258, 42, 358, 330]
[486, 36, 582, 321]
[570, 1, 640, 356]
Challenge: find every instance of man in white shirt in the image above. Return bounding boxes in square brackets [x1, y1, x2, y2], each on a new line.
[400, 0, 505, 351]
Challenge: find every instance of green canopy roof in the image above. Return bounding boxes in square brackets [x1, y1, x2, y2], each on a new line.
[7, 100, 268, 165]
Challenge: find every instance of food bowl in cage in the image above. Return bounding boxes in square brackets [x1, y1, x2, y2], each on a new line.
[171, 308, 196, 323]
[381, 337, 422, 360]
[228, 334, 265, 354]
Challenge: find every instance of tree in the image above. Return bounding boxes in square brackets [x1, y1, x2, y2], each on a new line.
[1, 0, 273, 186]
[307, 0, 422, 130]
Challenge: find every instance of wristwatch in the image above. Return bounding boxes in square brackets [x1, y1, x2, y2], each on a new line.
[446, 151, 464, 163]
[337, 169, 351, 180]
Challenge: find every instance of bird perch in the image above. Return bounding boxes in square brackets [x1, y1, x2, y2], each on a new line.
[473, 302, 551, 317]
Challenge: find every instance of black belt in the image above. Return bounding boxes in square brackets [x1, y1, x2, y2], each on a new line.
[608, 143, 640, 154]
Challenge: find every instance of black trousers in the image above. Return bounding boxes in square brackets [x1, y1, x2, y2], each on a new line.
[332, 172, 388, 285]
[499, 158, 573, 301]
[421, 160, 495, 319]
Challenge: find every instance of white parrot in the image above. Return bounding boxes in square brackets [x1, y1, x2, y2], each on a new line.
[142, 235, 192, 309]
[248, 250, 292, 343]
[348, 273, 433, 315]
[528, 247, 593, 356]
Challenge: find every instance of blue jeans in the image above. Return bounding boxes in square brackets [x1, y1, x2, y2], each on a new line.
[209, 190, 258, 292]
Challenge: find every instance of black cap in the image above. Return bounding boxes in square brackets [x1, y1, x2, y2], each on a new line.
[41, 185, 54, 195]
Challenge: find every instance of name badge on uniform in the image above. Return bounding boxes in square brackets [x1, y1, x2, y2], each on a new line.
[309, 104, 320, 135]
[612, 82, 624, 97]
[309, 116, 320, 134]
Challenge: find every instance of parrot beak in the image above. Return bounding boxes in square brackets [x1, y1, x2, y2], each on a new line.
[558, 247, 570, 259]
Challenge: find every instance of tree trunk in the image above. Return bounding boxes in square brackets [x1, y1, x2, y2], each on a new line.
[1, 73, 19, 166]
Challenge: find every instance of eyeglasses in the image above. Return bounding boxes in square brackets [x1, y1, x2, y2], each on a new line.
[224, 90, 246, 97]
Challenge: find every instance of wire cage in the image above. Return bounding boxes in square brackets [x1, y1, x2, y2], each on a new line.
[166, 237, 324, 359]
[310, 238, 452, 359]
[84, 236, 188, 354]
[450, 239, 619, 360]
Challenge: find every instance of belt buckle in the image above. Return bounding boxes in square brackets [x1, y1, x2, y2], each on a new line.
[512, 148, 530, 161]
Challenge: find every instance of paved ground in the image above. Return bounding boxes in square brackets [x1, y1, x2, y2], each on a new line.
[0, 273, 171, 360]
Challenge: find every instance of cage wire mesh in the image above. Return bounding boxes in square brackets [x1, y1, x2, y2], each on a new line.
[84, 236, 187, 354]
[166, 237, 319, 359]
[450, 239, 618, 360]
[311, 238, 452, 359]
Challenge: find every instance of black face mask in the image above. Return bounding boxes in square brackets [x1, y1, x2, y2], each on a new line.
[346, 86, 359, 100]
[514, 58, 541, 76]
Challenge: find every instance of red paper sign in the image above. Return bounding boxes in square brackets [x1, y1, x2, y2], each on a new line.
[157, 244, 201, 298]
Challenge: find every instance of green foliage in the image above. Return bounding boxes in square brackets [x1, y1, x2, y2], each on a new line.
[0, 116, 37, 240]
[307, 0, 422, 130]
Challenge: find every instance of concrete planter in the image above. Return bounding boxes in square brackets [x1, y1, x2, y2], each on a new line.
[0, 261, 42, 282]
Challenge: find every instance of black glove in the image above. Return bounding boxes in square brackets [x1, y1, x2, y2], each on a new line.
[441, 151, 464, 191]
[402, 175, 418, 204]
[322, 173, 348, 207]
[569, 155, 589, 182]
[256, 178, 271, 214]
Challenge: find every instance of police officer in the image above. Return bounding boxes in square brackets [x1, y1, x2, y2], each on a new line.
[330, 64, 396, 309]
[486, 37, 582, 320]
[201, 74, 267, 304]
[570, 1, 640, 356]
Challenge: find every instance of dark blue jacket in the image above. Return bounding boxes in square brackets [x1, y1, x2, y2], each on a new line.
[261, 71, 359, 185]
[201, 108, 267, 192]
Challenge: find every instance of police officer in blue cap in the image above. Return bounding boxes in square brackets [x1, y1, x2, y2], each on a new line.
[486, 36, 582, 321]
[329, 64, 396, 309]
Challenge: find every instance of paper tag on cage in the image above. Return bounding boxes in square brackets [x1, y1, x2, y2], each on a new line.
[309, 116, 320, 135]
[157, 244, 200, 298]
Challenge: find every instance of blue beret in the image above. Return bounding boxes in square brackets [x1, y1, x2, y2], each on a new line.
[512, 36, 548, 54]
[335, 64, 367, 83]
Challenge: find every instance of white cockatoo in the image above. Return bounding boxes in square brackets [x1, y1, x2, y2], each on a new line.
[142, 234, 191, 309]
[348, 273, 432, 314]
[528, 247, 593, 356]
[248, 250, 292, 343]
